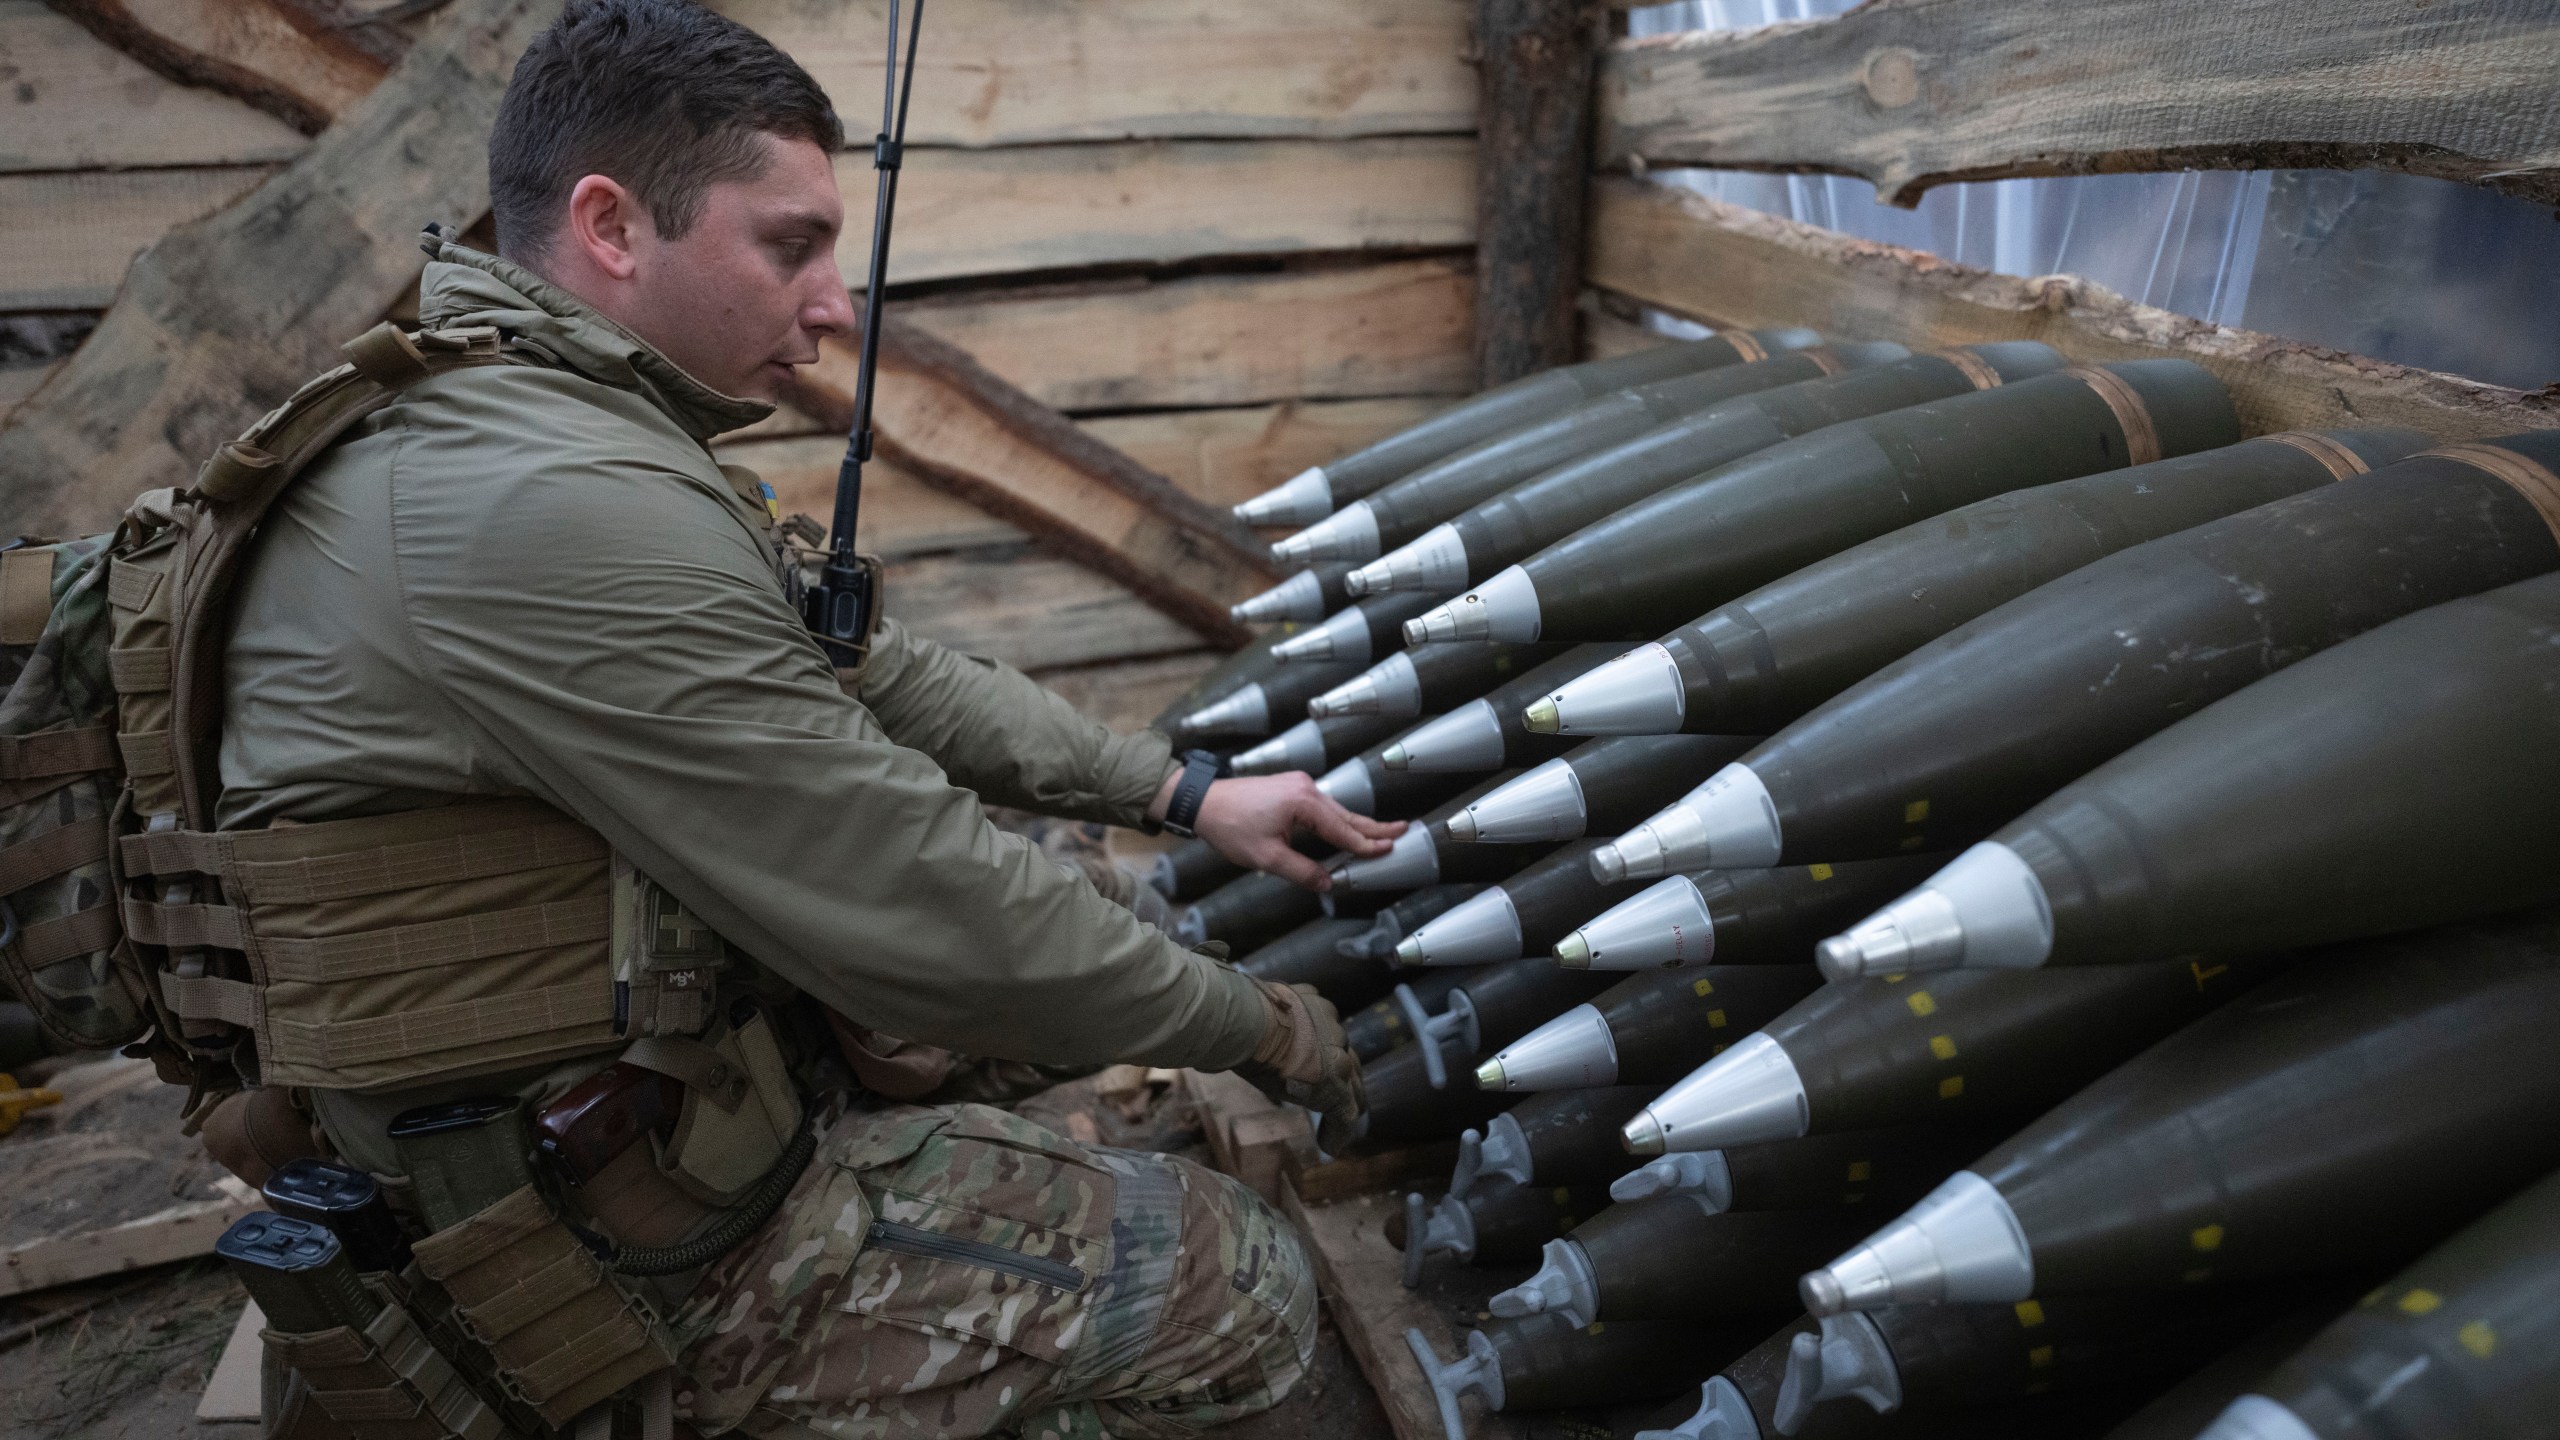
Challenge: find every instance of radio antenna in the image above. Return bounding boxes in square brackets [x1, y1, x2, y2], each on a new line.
[803, 0, 924, 665]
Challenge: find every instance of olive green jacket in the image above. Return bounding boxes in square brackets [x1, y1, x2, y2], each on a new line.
[218, 242, 1269, 1076]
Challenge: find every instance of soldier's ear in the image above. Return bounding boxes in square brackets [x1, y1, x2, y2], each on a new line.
[565, 173, 651, 281]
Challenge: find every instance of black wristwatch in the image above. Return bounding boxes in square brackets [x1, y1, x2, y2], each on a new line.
[1162, 749, 1226, 837]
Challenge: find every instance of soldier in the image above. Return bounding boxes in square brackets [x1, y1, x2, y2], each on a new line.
[209, 0, 1398, 1434]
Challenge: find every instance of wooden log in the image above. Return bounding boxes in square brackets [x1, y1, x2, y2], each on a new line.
[47, 0, 389, 135]
[875, 136, 1475, 285]
[1083, 397, 1450, 515]
[1472, 0, 1597, 385]
[885, 545, 1205, 672]
[1588, 176, 2560, 442]
[899, 259, 1476, 414]
[1599, 0, 2560, 207]
[778, 319, 1280, 646]
[0, 0, 568, 536]
[714, 0, 1476, 147]
[0, 167, 275, 311]
[0, 0, 308, 171]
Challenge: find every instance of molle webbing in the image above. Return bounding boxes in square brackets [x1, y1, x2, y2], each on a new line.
[120, 799, 622, 1091]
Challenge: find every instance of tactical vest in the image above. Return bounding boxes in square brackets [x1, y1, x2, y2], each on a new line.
[0, 319, 861, 1438]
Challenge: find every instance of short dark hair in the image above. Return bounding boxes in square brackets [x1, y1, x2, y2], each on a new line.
[489, 0, 843, 263]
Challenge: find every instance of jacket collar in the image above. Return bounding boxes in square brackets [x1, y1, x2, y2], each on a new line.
[416, 241, 775, 441]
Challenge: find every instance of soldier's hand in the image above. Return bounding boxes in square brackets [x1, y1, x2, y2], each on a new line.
[1194, 772, 1403, 892]
[1238, 979, 1366, 1152]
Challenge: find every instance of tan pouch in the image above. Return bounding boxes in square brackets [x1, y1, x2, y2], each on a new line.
[610, 855, 726, 1038]
[410, 1185, 673, 1429]
[642, 1004, 802, 1206]
[260, 1277, 512, 1440]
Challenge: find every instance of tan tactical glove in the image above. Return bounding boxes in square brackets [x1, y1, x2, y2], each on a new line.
[1239, 979, 1367, 1152]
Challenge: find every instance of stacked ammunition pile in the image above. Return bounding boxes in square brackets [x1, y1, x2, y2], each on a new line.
[1191, 330, 2560, 1440]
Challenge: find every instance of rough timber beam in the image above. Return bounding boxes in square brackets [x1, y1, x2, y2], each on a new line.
[1471, 0, 1597, 385]
[0, 0, 560, 535]
[44, 0, 394, 134]
[1587, 176, 2560, 443]
[1599, 0, 2560, 207]
[777, 319, 1281, 649]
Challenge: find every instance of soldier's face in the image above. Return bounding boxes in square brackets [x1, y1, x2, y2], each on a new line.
[613, 133, 860, 401]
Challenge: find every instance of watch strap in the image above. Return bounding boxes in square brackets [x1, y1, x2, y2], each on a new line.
[1163, 749, 1224, 837]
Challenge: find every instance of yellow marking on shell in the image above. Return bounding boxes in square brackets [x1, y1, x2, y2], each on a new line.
[1553, 1188, 1573, 1206]
[1938, 1075, 1964, 1099]
[1929, 1034, 1958, 1059]
[2190, 960, 2230, 991]
[1808, 863, 1835, 881]
[2191, 1225, 2226, 1253]
[1899, 836, 1928, 850]
[2027, 1345, 2054, 1369]
[1903, 800, 1930, 824]
[1692, 978, 1716, 997]
[2014, 1300, 2045, 1327]
[2459, 1320, 2497, 1358]
[1707, 1009, 1729, 1029]
[1586, 1322, 1606, 1336]
[1845, 1161, 1872, 1182]
[1884, 973, 1908, 984]
[2398, 1288, 2443, 1316]
[1907, 991, 1938, 1017]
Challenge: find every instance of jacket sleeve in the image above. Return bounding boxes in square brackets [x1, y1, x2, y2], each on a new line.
[855, 619, 1174, 829]
[387, 455, 1267, 1071]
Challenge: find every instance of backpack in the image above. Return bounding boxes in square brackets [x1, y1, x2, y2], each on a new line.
[0, 322, 513, 1103]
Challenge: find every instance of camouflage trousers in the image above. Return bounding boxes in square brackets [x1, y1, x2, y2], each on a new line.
[670, 1101, 1316, 1440]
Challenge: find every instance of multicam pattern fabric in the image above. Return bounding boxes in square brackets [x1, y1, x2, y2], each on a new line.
[0, 537, 144, 1050]
[672, 1102, 1314, 1439]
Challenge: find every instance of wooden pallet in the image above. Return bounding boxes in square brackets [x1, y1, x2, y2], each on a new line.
[1181, 1071, 1522, 1440]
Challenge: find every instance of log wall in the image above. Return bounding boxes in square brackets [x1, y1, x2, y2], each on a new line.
[0, 0, 1481, 718]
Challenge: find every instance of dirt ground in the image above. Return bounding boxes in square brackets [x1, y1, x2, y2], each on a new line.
[0, 1058, 1395, 1440]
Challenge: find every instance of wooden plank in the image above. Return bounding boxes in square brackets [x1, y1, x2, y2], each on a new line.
[875, 136, 1475, 286]
[0, 0, 569, 536]
[1181, 1068, 1321, 1204]
[1599, 0, 2560, 207]
[779, 319, 1280, 646]
[1084, 397, 1449, 515]
[1296, 1139, 1462, 1206]
[48, 0, 388, 135]
[195, 1301, 267, 1423]
[1282, 1184, 1524, 1440]
[1588, 176, 2560, 442]
[885, 545, 1205, 672]
[1472, 0, 1597, 384]
[0, 0, 309, 172]
[716, 0, 1475, 147]
[0, 1183, 259, 1299]
[714, 434, 1027, 556]
[900, 260, 1477, 413]
[0, 167, 275, 311]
